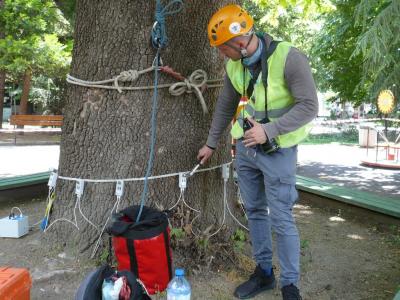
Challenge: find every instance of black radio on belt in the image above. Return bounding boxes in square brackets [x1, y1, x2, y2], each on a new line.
[243, 117, 280, 154]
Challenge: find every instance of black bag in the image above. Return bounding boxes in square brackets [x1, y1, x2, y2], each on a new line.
[75, 264, 151, 300]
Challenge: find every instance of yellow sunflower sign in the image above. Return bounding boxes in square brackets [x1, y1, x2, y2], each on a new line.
[377, 90, 395, 114]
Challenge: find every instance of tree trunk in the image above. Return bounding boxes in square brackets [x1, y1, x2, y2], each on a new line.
[0, 71, 4, 128]
[0, 0, 4, 129]
[48, 1, 239, 255]
[20, 68, 32, 115]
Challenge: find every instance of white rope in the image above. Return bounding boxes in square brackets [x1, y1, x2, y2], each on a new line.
[47, 162, 231, 235]
[77, 195, 99, 231]
[66, 68, 223, 114]
[169, 69, 209, 114]
[58, 162, 231, 183]
[226, 188, 249, 232]
[169, 189, 201, 237]
[10, 207, 23, 216]
[67, 66, 155, 93]
[44, 196, 80, 232]
[207, 178, 228, 238]
[90, 196, 122, 259]
[49, 161, 250, 244]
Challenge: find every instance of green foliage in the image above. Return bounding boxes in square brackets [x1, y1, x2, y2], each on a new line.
[96, 247, 110, 265]
[312, 0, 399, 105]
[170, 227, 186, 240]
[231, 228, 247, 252]
[0, 0, 71, 77]
[353, 0, 400, 99]
[54, 0, 76, 26]
[197, 237, 209, 250]
[311, 0, 368, 104]
[246, 0, 333, 54]
[302, 125, 359, 145]
[29, 75, 66, 114]
[300, 239, 310, 249]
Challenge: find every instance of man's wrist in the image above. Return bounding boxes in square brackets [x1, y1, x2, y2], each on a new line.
[206, 145, 216, 150]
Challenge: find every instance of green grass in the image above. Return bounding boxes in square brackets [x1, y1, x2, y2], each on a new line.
[301, 133, 358, 145]
[301, 125, 360, 145]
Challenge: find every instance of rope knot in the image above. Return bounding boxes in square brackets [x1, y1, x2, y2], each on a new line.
[169, 69, 209, 114]
[184, 79, 192, 92]
[119, 70, 139, 82]
[114, 70, 139, 93]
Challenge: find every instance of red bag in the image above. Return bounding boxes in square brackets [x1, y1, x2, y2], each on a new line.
[108, 206, 172, 295]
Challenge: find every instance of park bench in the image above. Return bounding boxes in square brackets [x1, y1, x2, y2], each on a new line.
[10, 115, 63, 127]
[6, 115, 63, 145]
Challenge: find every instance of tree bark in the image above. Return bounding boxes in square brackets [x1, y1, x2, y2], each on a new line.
[20, 68, 32, 115]
[48, 1, 239, 255]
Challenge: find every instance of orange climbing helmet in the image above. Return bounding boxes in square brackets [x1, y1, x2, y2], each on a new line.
[207, 5, 254, 47]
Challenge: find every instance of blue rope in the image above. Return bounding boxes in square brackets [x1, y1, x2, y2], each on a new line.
[151, 0, 184, 49]
[135, 49, 161, 223]
[136, 1, 183, 222]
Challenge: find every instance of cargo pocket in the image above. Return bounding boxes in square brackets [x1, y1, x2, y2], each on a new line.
[277, 176, 298, 208]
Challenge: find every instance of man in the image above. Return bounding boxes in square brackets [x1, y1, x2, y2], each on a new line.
[197, 4, 318, 300]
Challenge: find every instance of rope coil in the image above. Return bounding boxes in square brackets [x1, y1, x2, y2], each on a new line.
[151, 0, 184, 49]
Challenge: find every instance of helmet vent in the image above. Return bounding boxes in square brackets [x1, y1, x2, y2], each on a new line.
[241, 21, 246, 28]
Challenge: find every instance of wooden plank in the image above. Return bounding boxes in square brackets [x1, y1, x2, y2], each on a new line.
[0, 172, 51, 191]
[10, 115, 63, 127]
[10, 115, 63, 121]
[10, 120, 63, 126]
[296, 175, 400, 218]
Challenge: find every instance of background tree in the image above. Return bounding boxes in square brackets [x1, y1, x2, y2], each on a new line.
[0, 0, 4, 128]
[354, 0, 400, 100]
[311, 0, 366, 105]
[245, 0, 332, 53]
[0, 0, 71, 119]
[47, 0, 238, 260]
[311, 0, 399, 106]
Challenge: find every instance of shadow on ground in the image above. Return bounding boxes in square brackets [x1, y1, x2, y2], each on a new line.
[298, 162, 400, 198]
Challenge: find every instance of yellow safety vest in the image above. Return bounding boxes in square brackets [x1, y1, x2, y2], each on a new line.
[228, 41, 311, 148]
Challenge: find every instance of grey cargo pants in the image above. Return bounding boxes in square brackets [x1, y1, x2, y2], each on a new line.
[235, 139, 300, 287]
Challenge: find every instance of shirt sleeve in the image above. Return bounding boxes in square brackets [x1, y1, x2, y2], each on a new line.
[206, 74, 241, 149]
[262, 47, 318, 139]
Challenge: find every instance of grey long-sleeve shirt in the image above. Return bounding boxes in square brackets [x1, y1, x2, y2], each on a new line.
[206, 35, 318, 149]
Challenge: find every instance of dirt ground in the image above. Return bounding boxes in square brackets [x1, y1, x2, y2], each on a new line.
[0, 191, 399, 300]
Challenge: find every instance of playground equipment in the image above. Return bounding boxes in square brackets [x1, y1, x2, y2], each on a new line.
[360, 90, 400, 169]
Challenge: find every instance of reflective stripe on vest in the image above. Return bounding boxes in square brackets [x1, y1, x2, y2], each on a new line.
[227, 41, 312, 148]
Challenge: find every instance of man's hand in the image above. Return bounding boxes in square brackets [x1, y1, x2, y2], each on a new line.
[243, 118, 267, 147]
[197, 145, 214, 165]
